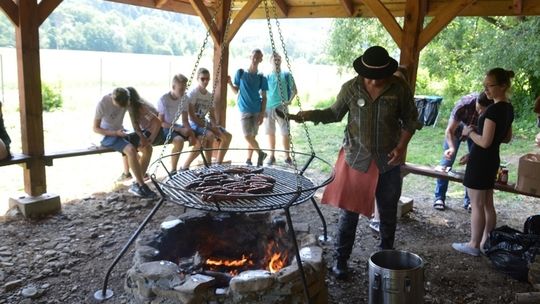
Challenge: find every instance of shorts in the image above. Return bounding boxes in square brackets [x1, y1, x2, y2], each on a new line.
[161, 127, 188, 144]
[101, 134, 138, 153]
[264, 105, 290, 136]
[240, 112, 260, 136]
[190, 121, 227, 137]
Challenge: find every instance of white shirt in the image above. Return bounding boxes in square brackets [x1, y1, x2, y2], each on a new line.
[94, 94, 126, 131]
[157, 92, 188, 124]
[186, 88, 213, 121]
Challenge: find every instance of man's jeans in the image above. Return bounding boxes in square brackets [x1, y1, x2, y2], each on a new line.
[434, 129, 473, 206]
[334, 166, 402, 261]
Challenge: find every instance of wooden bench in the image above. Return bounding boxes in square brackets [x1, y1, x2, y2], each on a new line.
[401, 163, 540, 199]
[43, 146, 115, 166]
[0, 153, 31, 168]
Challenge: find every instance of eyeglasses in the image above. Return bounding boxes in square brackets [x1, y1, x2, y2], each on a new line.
[483, 83, 498, 89]
[200, 77, 210, 81]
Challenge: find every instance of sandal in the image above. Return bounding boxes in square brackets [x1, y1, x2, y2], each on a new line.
[433, 199, 445, 211]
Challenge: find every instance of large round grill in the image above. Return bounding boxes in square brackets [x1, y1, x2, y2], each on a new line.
[155, 164, 320, 212]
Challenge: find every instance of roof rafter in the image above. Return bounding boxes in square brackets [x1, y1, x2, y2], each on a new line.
[362, 0, 403, 47]
[513, 0, 522, 14]
[339, 0, 354, 16]
[419, 0, 475, 50]
[155, 0, 169, 8]
[38, 0, 63, 25]
[272, 0, 289, 17]
[189, 0, 220, 44]
[227, 0, 263, 44]
[0, 0, 18, 26]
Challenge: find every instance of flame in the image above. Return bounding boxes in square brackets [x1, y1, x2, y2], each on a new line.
[269, 252, 285, 273]
[205, 254, 253, 268]
[265, 239, 288, 273]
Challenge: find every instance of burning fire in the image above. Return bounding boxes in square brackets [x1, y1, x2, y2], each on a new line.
[265, 239, 288, 273]
[206, 255, 253, 268]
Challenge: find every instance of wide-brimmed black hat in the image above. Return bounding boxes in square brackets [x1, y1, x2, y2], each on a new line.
[353, 46, 398, 79]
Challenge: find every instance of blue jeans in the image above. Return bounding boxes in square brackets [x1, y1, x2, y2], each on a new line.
[434, 125, 473, 206]
[334, 166, 402, 261]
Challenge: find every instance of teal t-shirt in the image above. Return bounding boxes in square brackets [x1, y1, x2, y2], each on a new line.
[234, 69, 268, 113]
[266, 71, 294, 110]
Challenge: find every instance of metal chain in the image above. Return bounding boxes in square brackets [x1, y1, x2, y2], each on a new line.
[263, 0, 302, 189]
[152, 0, 224, 175]
[269, 0, 315, 157]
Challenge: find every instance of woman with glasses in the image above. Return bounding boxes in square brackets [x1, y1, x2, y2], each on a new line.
[452, 68, 514, 257]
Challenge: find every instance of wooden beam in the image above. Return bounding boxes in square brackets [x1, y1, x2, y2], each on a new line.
[106, 0, 196, 15]
[338, 0, 354, 17]
[15, 0, 47, 196]
[38, 0, 63, 25]
[399, 0, 427, 92]
[227, 0, 263, 44]
[419, 0, 475, 50]
[213, 0, 231, 127]
[513, 0, 522, 15]
[273, 0, 289, 17]
[189, 0, 219, 44]
[0, 0, 18, 26]
[362, 0, 403, 47]
[155, 0, 168, 8]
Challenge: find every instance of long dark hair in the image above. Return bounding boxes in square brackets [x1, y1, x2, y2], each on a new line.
[126, 87, 157, 124]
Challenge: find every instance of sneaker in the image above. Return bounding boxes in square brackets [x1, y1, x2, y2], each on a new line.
[266, 156, 276, 166]
[117, 172, 132, 181]
[140, 185, 157, 199]
[257, 151, 268, 167]
[128, 183, 145, 197]
[285, 157, 293, 166]
[245, 159, 253, 166]
[369, 219, 380, 233]
[452, 242, 480, 257]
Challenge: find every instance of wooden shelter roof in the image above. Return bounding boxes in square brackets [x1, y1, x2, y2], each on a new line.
[108, 0, 540, 18]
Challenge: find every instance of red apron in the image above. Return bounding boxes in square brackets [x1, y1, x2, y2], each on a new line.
[321, 149, 379, 217]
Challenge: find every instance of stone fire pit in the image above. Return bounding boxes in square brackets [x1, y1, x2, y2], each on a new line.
[125, 210, 328, 303]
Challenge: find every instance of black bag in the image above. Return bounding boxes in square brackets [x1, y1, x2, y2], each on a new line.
[524, 215, 540, 235]
[484, 225, 540, 282]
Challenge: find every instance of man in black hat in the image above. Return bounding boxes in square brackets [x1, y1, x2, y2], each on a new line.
[291, 46, 421, 279]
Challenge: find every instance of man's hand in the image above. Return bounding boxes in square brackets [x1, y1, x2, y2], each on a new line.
[116, 129, 128, 137]
[387, 146, 406, 166]
[443, 148, 455, 160]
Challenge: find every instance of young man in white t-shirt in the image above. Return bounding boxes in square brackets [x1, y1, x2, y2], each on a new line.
[184, 68, 232, 168]
[157, 74, 195, 174]
[93, 87, 156, 198]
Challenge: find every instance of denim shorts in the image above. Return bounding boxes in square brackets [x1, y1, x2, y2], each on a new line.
[190, 121, 227, 137]
[101, 134, 138, 153]
[240, 112, 260, 136]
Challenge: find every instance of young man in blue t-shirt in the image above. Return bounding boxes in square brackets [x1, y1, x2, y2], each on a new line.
[228, 49, 269, 166]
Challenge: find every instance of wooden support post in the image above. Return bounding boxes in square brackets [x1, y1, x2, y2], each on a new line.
[13, 0, 60, 216]
[15, 0, 47, 196]
[399, 0, 427, 91]
[213, 0, 231, 128]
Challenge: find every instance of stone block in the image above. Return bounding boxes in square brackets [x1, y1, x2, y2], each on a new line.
[397, 196, 414, 217]
[229, 270, 275, 293]
[9, 193, 61, 218]
[174, 274, 215, 294]
[299, 247, 324, 272]
[276, 264, 300, 283]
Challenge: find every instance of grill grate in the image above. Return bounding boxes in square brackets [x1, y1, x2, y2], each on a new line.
[155, 165, 317, 212]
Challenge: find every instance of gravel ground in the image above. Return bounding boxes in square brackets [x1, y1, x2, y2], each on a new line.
[1, 173, 538, 304]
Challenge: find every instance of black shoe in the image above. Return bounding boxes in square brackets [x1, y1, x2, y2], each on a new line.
[257, 151, 267, 167]
[128, 183, 144, 197]
[141, 185, 157, 199]
[331, 259, 349, 280]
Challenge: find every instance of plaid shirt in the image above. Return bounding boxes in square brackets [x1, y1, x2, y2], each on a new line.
[450, 93, 479, 137]
[323, 76, 421, 173]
